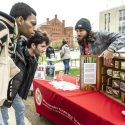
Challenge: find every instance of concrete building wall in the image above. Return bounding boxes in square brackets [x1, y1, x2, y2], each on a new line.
[99, 5, 125, 33]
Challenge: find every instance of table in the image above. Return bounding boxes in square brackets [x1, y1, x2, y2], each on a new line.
[33, 75, 125, 125]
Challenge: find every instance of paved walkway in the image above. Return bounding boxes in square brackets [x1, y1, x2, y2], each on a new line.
[8, 108, 31, 125]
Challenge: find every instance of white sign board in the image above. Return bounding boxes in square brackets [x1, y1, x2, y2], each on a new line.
[83, 63, 96, 84]
[34, 64, 46, 80]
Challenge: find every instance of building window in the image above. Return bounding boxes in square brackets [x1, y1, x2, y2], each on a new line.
[119, 17, 122, 21]
[104, 13, 110, 31]
[122, 26, 125, 33]
[108, 13, 110, 31]
[119, 9, 125, 34]
[105, 14, 107, 31]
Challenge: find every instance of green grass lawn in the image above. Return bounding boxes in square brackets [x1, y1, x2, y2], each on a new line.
[56, 68, 80, 77]
[69, 68, 80, 76]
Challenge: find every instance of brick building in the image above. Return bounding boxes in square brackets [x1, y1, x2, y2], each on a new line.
[39, 14, 73, 47]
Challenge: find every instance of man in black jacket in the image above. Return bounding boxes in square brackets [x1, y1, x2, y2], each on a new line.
[17, 32, 49, 100]
[46, 44, 55, 58]
[46, 43, 55, 65]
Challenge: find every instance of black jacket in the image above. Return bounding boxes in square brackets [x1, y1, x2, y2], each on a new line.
[16, 47, 38, 99]
[3, 37, 38, 107]
[46, 46, 55, 58]
[15, 37, 38, 99]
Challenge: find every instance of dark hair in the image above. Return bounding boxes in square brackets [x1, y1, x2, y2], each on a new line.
[60, 40, 67, 50]
[62, 40, 67, 45]
[27, 31, 50, 48]
[10, 2, 37, 20]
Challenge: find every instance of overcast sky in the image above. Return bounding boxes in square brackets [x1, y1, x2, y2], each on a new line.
[1, 0, 125, 30]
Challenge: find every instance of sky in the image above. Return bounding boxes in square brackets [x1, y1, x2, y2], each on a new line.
[1, 0, 125, 30]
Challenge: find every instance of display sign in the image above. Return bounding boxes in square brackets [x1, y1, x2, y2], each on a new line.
[80, 55, 103, 90]
[34, 65, 46, 79]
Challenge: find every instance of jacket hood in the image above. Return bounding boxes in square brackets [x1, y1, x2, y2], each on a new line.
[0, 11, 18, 42]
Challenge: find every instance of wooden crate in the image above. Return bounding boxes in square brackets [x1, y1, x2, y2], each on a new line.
[101, 56, 125, 104]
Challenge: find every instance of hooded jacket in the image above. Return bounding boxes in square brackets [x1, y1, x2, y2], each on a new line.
[0, 11, 20, 106]
[0, 11, 18, 56]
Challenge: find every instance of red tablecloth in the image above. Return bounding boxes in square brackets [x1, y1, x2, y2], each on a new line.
[33, 75, 125, 125]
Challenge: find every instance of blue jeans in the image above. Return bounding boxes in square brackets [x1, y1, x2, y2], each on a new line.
[1, 94, 25, 125]
[0, 108, 5, 125]
[63, 59, 70, 74]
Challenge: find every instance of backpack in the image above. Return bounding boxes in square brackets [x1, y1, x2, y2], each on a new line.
[0, 21, 20, 107]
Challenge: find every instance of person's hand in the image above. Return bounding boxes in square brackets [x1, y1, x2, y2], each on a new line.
[99, 49, 114, 67]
